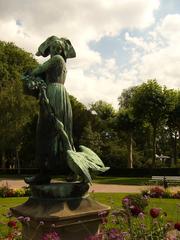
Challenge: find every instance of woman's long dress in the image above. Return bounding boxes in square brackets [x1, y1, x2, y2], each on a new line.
[34, 55, 73, 172]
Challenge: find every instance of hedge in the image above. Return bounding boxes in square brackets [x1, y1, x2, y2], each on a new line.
[0, 167, 179, 177]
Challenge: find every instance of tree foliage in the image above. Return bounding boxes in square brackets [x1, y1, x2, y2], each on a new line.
[131, 80, 175, 166]
[90, 100, 115, 120]
[0, 41, 38, 168]
[116, 108, 137, 168]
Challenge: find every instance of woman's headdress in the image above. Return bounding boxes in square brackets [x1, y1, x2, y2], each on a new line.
[36, 36, 76, 59]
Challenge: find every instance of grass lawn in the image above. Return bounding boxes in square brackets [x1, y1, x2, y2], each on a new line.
[93, 176, 150, 185]
[0, 197, 28, 237]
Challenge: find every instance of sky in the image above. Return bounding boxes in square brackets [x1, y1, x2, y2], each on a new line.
[0, 0, 180, 109]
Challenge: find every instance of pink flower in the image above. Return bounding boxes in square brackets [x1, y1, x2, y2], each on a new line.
[150, 208, 161, 218]
[122, 198, 130, 206]
[129, 205, 141, 216]
[150, 187, 164, 198]
[42, 231, 60, 240]
[85, 233, 103, 240]
[108, 228, 126, 240]
[174, 222, 180, 231]
[138, 212, 145, 219]
[7, 220, 17, 228]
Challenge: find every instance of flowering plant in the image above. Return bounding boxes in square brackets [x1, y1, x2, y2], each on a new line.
[122, 194, 148, 213]
[150, 186, 165, 198]
[86, 194, 179, 240]
[0, 185, 31, 198]
[42, 231, 60, 240]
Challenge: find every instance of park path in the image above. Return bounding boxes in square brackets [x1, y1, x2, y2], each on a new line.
[0, 179, 179, 193]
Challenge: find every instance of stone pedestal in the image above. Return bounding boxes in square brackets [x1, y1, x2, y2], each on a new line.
[11, 182, 110, 240]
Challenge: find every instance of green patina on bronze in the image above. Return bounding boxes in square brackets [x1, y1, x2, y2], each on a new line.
[22, 35, 109, 184]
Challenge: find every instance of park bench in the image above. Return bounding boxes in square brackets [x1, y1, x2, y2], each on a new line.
[149, 176, 180, 186]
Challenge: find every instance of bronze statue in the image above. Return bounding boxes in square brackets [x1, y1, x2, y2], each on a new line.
[23, 36, 109, 184]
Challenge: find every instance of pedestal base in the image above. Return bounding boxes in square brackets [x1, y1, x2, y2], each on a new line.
[11, 183, 110, 240]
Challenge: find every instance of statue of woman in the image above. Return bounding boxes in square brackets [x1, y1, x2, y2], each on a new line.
[24, 36, 76, 184]
[24, 36, 109, 185]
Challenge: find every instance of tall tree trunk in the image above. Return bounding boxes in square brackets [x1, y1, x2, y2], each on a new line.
[16, 149, 21, 174]
[170, 129, 177, 167]
[173, 131, 177, 166]
[152, 126, 157, 167]
[1, 151, 6, 169]
[128, 133, 133, 168]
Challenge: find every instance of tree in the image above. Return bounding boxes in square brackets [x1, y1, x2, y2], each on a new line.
[118, 86, 137, 109]
[79, 122, 103, 156]
[167, 90, 180, 166]
[90, 100, 115, 120]
[70, 95, 94, 148]
[0, 41, 38, 169]
[90, 100, 116, 141]
[0, 41, 37, 85]
[89, 100, 128, 168]
[131, 80, 174, 166]
[116, 108, 137, 168]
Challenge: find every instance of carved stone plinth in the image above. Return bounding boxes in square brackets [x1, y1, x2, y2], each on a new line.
[11, 183, 110, 240]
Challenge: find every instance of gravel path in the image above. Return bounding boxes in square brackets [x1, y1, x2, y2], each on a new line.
[0, 179, 179, 193]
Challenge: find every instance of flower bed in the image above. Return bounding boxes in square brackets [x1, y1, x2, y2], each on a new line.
[142, 186, 180, 199]
[86, 194, 180, 240]
[0, 213, 61, 240]
[0, 184, 30, 198]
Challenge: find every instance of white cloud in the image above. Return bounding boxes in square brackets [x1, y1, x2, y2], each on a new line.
[0, 0, 160, 108]
[123, 14, 180, 91]
[125, 32, 157, 52]
[67, 58, 120, 108]
[157, 14, 180, 43]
